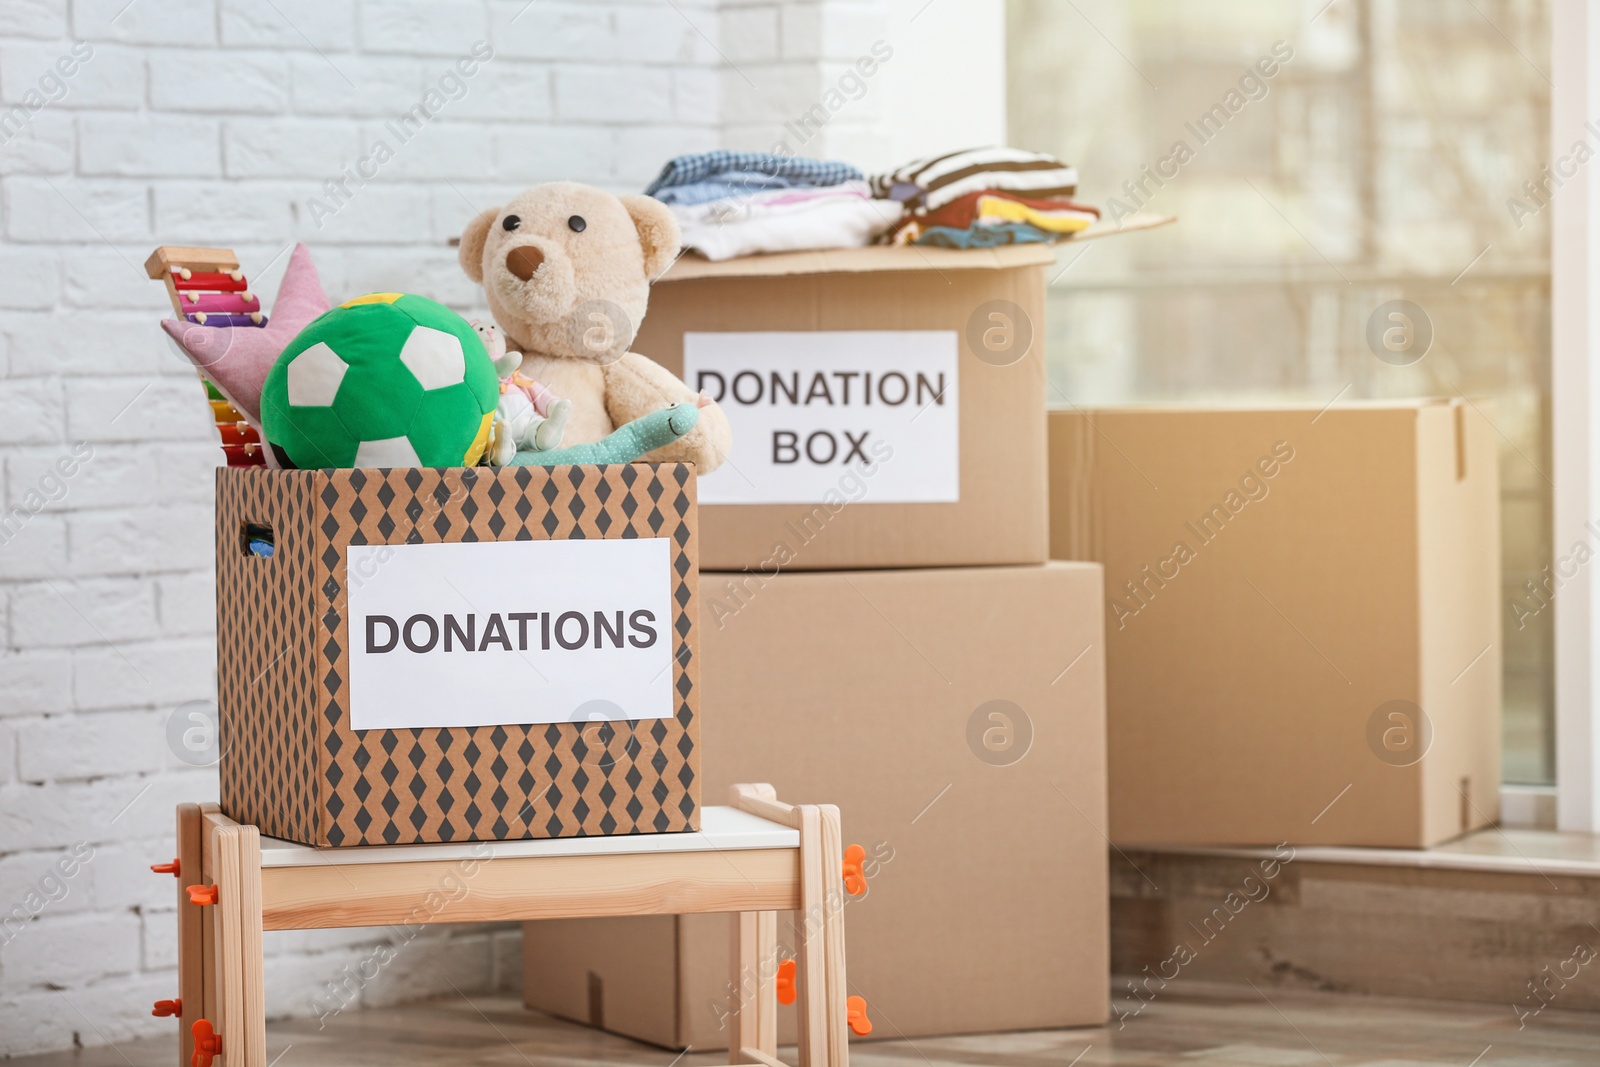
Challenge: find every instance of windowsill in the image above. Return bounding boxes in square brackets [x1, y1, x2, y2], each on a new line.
[1132, 827, 1600, 878]
[1501, 782, 1558, 829]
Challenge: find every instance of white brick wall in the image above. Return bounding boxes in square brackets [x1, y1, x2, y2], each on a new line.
[0, 0, 998, 1056]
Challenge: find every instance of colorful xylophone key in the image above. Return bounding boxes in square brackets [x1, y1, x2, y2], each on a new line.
[185, 311, 265, 327]
[209, 398, 245, 422]
[223, 443, 265, 468]
[178, 291, 261, 315]
[169, 267, 247, 291]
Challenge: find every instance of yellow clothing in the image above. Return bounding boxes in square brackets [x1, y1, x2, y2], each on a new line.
[975, 195, 1096, 233]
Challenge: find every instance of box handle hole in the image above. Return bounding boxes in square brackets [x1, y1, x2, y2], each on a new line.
[242, 522, 275, 559]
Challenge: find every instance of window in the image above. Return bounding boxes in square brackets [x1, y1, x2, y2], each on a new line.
[1009, 0, 1552, 782]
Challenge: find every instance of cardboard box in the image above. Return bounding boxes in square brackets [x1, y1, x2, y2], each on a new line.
[634, 245, 1051, 571]
[215, 464, 700, 847]
[524, 563, 1108, 1045]
[1048, 400, 1501, 848]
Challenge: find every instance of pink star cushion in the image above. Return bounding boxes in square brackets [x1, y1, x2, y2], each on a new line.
[162, 243, 331, 426]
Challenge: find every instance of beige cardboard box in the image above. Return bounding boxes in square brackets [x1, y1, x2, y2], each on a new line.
[1048, 400, 1501, 848]
[524, 563, 1108, 1046]
[634, 246, 1051, 571]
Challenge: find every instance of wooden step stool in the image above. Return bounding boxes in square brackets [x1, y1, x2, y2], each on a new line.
[158, 784, 861, 1067]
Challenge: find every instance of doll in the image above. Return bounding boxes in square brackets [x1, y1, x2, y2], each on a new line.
[472, 319, 574, 465]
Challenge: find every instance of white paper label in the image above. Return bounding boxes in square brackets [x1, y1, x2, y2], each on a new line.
[343, 538, 675, 731]
[683, 330, 960, 505]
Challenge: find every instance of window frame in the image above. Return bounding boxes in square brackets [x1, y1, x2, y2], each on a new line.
[1552, 0, 1600, 831]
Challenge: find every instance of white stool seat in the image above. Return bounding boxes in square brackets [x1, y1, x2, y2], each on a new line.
[258, 806, 800, 867]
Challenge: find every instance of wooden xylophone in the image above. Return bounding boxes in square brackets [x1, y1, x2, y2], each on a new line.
[144, 246, 269, 468]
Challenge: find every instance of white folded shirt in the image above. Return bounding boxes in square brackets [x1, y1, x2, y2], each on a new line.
[672, 182, 904, 261]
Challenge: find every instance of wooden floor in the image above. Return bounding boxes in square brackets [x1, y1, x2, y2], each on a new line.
[10, 982, 1600, 1066]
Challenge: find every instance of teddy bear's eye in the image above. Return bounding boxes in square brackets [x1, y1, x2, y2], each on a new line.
[502, 215, 521, 232]
[568, 215, 586, 233]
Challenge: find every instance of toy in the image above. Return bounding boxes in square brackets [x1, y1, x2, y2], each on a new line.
[152, 230, 697, 471]
[259, 293, 499, 469]
[507, 402, 699, 466]
[160, 785, 866, 1067]
[145, 247, 268, 468]
[457, 180, 732, 471]
[151, 245, 333, 467]
[471, 319, 575, 464]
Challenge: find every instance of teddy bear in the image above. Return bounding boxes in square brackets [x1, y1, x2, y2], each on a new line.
[457, 181, 731, 472]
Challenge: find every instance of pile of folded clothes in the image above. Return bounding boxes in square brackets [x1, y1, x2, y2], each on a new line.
[644, 150, 903, 262]
[642, 146, 1098, 259]
[870, 146, 1100, 248]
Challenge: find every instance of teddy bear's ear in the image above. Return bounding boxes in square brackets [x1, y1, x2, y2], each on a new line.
[619, 195, 681, 280]
[458, 207, 500, 284]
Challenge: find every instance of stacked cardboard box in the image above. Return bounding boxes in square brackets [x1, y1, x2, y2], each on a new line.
[523, 246, 1111, 1044]
[1048, 402, 1501, 848]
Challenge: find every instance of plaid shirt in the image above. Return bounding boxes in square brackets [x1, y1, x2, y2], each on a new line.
[644, 150, 862, 197]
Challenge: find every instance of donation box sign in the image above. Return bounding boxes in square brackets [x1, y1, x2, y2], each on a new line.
[683, 330, 960, 505]
[344, 538, 675, 731]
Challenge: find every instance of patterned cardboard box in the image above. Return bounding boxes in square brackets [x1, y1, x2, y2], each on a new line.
[214, 464, 699, 847]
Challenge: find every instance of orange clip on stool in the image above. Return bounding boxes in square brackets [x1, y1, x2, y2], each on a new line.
[186, 884, 218, 906]
[150, 858, 180, 877]
[777, 959, 866, 1034]
[776, 958, 797, 1006]
[842, 844, 867, 896]
[847, 995, 872, 1036]
[191, 1019, 221, 1067]
[151, 998, 181, 1018]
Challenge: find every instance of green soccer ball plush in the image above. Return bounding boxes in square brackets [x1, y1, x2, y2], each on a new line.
[261, 292, 499, 469]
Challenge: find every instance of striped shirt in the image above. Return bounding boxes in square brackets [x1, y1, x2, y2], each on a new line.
[869, 147, 1080, 213]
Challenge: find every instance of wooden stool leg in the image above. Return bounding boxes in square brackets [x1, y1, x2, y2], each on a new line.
[728, 783, 786, 1067]
[729, 910, 779, 1064]
[750, 788, 780, 1059]
[794, 806, 832, 1067]
[200, 898, 218, 1049]
[238, 826, 266, 1066]
[756, 911, 778, 1056]
[213, 824, 244, 1063]
[211, 821, 267, 1067]
[198, 806, 220, 1058]
[817, 806, 848, 1067]
[177, 804, 204, 1067]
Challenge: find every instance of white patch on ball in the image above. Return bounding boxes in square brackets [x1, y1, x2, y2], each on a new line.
[354, 436, 422, 467]
[286, 342, 349, 407]
[399, 326, 466, 390]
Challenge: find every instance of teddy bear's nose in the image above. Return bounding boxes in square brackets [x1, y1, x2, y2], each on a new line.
[506, 245, 545, 281]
